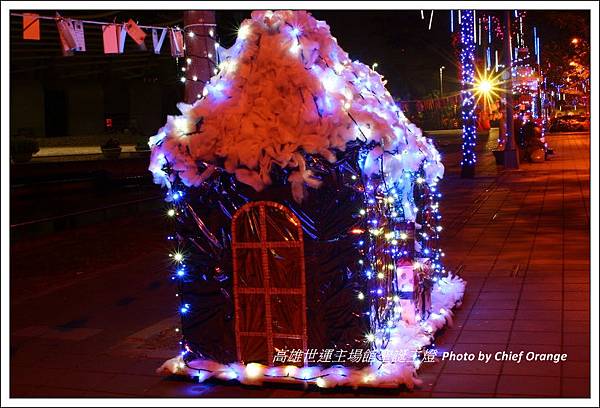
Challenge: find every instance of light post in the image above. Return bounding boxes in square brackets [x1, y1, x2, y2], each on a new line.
[439, 65, 445, 96]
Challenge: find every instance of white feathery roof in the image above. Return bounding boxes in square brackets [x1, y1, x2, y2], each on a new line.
[149, 10, 444, 203]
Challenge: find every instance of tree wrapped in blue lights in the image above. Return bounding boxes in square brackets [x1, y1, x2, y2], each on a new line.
[459, 10, 478, 178]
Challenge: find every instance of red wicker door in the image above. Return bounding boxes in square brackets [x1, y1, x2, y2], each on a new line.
[231, 201, 308, 365]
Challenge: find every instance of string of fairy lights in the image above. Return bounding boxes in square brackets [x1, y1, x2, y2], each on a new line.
[356, 168, 446, 352]
[177, 23, 220, 97]
[158, 11, 450, 381]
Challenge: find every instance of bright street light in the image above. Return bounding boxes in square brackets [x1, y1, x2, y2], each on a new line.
[473, 68, 505, 109]
[477, 79, 493, 93]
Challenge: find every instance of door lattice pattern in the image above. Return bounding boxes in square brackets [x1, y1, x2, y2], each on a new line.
[231, 201, 308, 365]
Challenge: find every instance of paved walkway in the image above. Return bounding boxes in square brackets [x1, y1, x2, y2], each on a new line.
[416, 132, 590, 397]
[10, 132, 590, 398]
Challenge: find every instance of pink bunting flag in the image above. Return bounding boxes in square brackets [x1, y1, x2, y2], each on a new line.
[102, 24, 119, 54]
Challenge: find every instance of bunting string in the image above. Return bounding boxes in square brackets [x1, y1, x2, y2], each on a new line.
[11, 12, 217, 58]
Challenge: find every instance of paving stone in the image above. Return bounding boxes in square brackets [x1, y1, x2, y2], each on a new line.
[463, 319, 513, 332]
[518, 300, 561, 310]
[456, 330, 509, 344]
[561, 377, 590, 397]
[562, 361, 590, 378]
[515, 309, 561, 321]
[433, 373, 498, 394]
[509, 331, 562, 346]
[500, 359, 561, 377]
[563, 310, 590, 321]
[442, 358, 503, 376]
[513, 319, 561, 332]
[496, 374, 560, 396]
[562, 346, 591, 362]
[474, 299, 518, 310]
[431, 391, 493, 397]
[563, 320, 590, 333]
[468, 308, 515, 320]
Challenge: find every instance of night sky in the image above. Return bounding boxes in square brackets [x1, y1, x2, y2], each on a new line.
[216, 10, 461, 99]
[216, 9, 590, 99]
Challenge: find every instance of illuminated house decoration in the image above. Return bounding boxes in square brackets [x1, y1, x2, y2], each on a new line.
[150, 10, 465, 389]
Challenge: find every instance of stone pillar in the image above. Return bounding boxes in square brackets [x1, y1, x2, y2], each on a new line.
[183, 11, 217, 104]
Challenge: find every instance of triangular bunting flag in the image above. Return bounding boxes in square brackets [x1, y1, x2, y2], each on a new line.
[118, 23, 127, 53]
[152, 28, 167, 54]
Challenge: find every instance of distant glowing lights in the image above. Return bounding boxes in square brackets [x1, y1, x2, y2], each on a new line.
[473, 68, 504, 110]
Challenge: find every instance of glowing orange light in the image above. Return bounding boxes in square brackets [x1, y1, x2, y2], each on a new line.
[472, 68, 506, 110]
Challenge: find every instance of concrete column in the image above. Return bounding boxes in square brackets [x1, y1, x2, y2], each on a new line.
[183, 11, 217, 104]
